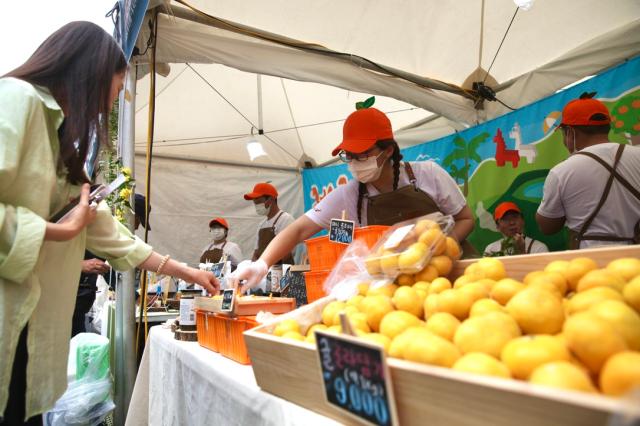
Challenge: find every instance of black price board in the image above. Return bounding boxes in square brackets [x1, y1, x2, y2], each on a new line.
[220, 288, 235, 312]
[329, 219, 355, 245]
[315, 331, 398, 426]
[211, 262, 225, 278]
[280, 267, 308, 307]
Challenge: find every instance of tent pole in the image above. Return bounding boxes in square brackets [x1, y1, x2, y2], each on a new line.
[114, 63, 138, 426]
[257, 74, 263, 131]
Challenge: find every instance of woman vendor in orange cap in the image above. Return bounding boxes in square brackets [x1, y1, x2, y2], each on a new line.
[200, 217, 244, 267]
[232, 107, 474, 288]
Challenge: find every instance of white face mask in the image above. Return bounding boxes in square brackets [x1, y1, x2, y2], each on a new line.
[211, 228, 226, 241]
[348, 152, 384, 183]
[255, 202, 269, 216]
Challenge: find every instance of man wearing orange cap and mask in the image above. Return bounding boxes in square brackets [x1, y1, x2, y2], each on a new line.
[244, 182, 295, 265]
[536, 93, 640, 249]
[232, 107, 474, 289]
[485, 201, 548, 256]
[200, 217, 243, 268]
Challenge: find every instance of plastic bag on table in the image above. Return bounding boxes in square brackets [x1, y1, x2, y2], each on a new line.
[44, 333, 114, 426]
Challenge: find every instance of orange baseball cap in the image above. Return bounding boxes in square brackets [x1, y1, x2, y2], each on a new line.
[559, 93, 611, 127]
[243, 182, 278, 200]
[494, 202, 521, 220]
[331, 108, 394, 156]
[209, 217, 229, 229]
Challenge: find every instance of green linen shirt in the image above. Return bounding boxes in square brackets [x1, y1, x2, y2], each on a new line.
[0, 77, 152, 419]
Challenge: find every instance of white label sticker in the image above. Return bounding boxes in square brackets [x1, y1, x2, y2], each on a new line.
[383, 224, 415, 250]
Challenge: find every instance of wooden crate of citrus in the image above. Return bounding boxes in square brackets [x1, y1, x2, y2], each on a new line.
[245, 245, 640, 426]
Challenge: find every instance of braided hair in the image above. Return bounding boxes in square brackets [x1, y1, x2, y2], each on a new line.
[356, 139, 403, 224]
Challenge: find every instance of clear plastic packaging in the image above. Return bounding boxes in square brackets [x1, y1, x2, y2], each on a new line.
[364, 212, 455, 279]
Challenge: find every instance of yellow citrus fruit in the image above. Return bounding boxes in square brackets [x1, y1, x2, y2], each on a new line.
[454, 274, 482, 289]
[469, 298, 505, 317]
[365, 256, 381, 276]
[305, 333, 317, 344]
[624, 276, 640, 312]
[392, 286, 424, 318]
[453, 312, 521, 358]
[419, 228, 446, 255]
[424, 294, 439, 319]
[395, 273, 415, 286]
[577, 269, 625, 293]
[544, 260, 570, 275]
[529, 361, 597, 393]
[379, 310, 422, 339]
[500, 335, 571, 380]
[321, 301, 346, 326]
[588, 300, 640, 350]
[359, 295, 395, 332]
[566, 286, 624, 315]
[274, 318, 301, 336]
[367, 283, 398, 298]
[281, 330, 305, 341]
[506, 287, 565, 334]
[327, 325, 342, 334]
[599, 351, 640, 396]
[445, 237, 462, 260]
[452, 352, 511, 379]
[359, 333, 392, 354]
[425, 312, 460, 341]
[346, 295, 364, 308]
[348, 312, 372, 333]
[413, 281, 431, 291]
[306, 323, 328, 337]
[430, 255, 453, 277]
[606, 258, 640, 282]
[464, 262, 482, 277]
[398, 242, 428, 273]
[458, 282, 490, 304]
[415, 288, 428, 304]
[414, 264, 439, 283]
[389, 326, 430, 358]
[436, 288, 476, 320]
[563, 311, 628, 374]
[565, 257, 599, 291]
[429, 277, 452, 294]
[332, 305, 359, 326]
[403, 330, 461, 367]
[414, 218, 439, 234]
[490, 278, 526, 305]
[524, 271, 568, 296]
[527, 280, 564, 299]
[357, 281, 370, 296]
[379, 251, 400, 275]
[475, 278, 497, 293]
[476, 258, 507, 281]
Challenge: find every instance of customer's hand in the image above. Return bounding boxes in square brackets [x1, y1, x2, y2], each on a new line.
[189, 269, 220, 295]
[82, 258, 109, 274]
[514, 233, 526, 254]
[46, 184, 98, 241]
[230, 259, 269, 293]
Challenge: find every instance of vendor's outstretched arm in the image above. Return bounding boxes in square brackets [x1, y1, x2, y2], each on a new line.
[452, 205, 474, 242]
[259, 215, 323, 267]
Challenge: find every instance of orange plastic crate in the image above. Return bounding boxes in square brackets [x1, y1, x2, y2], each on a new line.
[213, 314, 258, 365]
[303, 269, 330, 303]
[305, 225, 389, 270]
[196, 310, 219, 352]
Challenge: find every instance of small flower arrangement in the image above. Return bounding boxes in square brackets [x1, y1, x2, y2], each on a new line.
[100, 148, 135, 225]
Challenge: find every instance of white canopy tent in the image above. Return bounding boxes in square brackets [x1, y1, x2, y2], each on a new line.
[129, 0, 640, 264]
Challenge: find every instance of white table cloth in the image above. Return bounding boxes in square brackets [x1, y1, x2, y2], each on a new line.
[126, 326, 340, 426]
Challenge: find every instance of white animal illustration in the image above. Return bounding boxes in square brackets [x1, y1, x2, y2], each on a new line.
[476, 201, 498, 232]
[510, 122, 537, 164]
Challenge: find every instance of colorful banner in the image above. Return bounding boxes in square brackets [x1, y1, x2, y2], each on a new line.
[114, 0, 149, 61]
[302, 55, 640, 252]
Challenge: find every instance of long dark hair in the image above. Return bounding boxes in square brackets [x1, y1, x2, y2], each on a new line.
[356, 139, 403, 224]
[4, 21, 126, 184]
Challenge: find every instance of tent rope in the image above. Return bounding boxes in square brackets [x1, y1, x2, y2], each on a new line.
[280, 79, 306, 156]
[483, 7, 520, 83]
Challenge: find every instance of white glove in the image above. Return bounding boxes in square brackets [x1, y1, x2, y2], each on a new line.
[230, 259, 269, 292]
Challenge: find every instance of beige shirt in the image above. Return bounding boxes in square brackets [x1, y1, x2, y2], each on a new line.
[0, 77, 152, 418]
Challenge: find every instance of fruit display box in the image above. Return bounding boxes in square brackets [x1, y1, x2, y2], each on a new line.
[194, 295, 296, 316]
[244, 245, 640, 426]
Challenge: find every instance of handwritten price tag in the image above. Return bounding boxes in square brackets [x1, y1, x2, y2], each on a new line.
[329, 219, 355, 245]
[220, 288, 235, 312]
[315, 331, 398, 426]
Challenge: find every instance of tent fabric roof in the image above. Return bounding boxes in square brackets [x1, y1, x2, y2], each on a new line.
[132, 0, 640, 168]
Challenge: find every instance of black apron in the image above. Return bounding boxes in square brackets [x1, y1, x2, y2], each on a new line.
[365, 163, 477, 257]
[200, 241, 226, 264]
[256, 212, 295, 264]
[568, 144, 640, 249]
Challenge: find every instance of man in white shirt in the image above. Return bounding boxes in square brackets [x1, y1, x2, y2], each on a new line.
[485, 201, 548, 256]
[244, 182, 295, 264]
[536, 92, 640, 249]
[200, 217, 243, 267]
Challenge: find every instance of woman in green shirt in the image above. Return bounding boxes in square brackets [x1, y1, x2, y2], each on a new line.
[0, 22, 219, 424]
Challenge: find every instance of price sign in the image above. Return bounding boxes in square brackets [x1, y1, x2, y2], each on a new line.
[329, 219, 355, 245]
[280, 266, 309, 307]
[211, 262, 226, 278]
[315, 331, 398, 426]
[220, 288, 235, 312]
